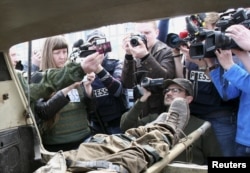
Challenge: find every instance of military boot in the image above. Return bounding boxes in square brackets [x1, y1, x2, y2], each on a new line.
[163, 97, 190, 137]
[154, 98, 190, 145]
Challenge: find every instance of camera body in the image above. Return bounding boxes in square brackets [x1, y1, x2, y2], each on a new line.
[133, 77, 164, 99]
[92, 38, 112, 54]
[216, 8, 250, 32]
[166, 33, 191, 49]
[130, 34, 147, 47]
[70, 38, 112, 62]
[141, 77, 164, 92]
[185, 8, 250, 59]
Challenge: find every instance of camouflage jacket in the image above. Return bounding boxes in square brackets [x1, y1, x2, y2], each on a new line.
[17, 62, 85, 103]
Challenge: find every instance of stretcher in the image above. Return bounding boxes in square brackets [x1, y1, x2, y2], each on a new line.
[147, 121, 211, 173]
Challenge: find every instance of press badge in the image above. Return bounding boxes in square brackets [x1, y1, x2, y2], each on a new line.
[68, 89, 81, 102]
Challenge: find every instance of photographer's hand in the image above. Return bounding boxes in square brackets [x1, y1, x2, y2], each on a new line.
[61, 81, 82, 97]
[225, 24, 250, 51]
[139, 87, 152, 102]
[180, 45, 208, 68]
[83, 72, 95, 98]
[83, 72, 95, 85]
[129, 39, 149, 59]
[214, 49, 234, 70]
[32, 49, 41, 66]
[172, 48, 184, 78]
[81, 52, 104, 73]
[122, 34, 133, 55]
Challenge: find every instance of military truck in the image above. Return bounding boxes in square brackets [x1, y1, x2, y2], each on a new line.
[0, 1, 249, 173]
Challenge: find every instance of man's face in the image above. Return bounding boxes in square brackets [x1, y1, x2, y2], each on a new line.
[163, 84, 188, 106]
[9, 47, 20, 67]
[135, 22, 158, 49]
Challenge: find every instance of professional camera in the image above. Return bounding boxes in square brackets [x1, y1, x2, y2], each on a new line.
[165, 14, 205, 49]
[91, 38, 112, 54]
[70, 42, 93, 61]
[130, 34, 147, 47]
[133, 77, 164, 99]
[204, 30, 239, 52]
[141, 77, 164, 92]
[70, 38, 112, 62]
[203, 8, 250, 54]
[183, 16, 214, 59]
[185, 8, 250, 59]
[216, 8, 250, 31]
[166, 32, 191, 49]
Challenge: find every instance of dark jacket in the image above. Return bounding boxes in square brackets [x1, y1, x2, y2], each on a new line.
[85, 55, 129, 132]
[121, 40, 175, 117]
[120, 100, 222, 165]
[186, 62, 239, 116]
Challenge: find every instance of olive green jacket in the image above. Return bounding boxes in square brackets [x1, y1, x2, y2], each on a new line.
[17, 62, 85, 103]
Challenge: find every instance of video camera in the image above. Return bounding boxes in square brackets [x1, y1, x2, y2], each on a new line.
[216, 8, 250, 32]
[166, 32, 193, 49]
[166, 8, 250, 59]
[190, 8, 250, 59]
[133, 77, 164, 99]
[141, 77, 164, 92]
[70, 38, 112, 62]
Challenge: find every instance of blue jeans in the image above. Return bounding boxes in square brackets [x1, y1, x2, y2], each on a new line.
[235, 143, 250, 156]
[198, 111, 237, 156]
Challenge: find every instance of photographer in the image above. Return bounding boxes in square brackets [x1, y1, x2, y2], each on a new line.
[177, 12, 239, 157]
[206, 24, 250, 156]
[121, 21, 175, 118]
[83, 30, 129, 135]
[18, 52, 104, 102]
[33, 36, 94, 152]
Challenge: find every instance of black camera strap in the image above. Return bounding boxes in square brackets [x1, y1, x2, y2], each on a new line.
[193, 72, 199, 101]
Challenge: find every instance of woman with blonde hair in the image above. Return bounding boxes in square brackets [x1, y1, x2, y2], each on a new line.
[204, 12, 220, 30]
[34, 35, 92, 152]
[40, 35, 68, 70]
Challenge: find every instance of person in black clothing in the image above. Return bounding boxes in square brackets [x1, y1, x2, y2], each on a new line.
[121, 20, 175, 118]
[83, 30, 129, 135]
[177, 13, 239, 156]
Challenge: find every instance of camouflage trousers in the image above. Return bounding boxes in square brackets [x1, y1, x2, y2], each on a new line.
[64, 122, 174, 173]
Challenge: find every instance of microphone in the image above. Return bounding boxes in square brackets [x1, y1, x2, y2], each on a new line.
[73, 39, 84, 48]
[179, 30, 188, 39]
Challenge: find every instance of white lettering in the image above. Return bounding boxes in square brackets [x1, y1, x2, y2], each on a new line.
[212, 161, 247, 168]
[93, 88, 109, 97]
[189, 70, 210, 82]
[212, 161, 219, 168]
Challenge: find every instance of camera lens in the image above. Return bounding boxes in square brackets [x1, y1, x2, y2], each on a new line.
[130, 38, 139, 47]
[166, 33, 182, 48]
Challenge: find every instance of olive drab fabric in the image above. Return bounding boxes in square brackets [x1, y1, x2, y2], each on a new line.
[17, 62, 85, 102]
[63, 122, 174, 173]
